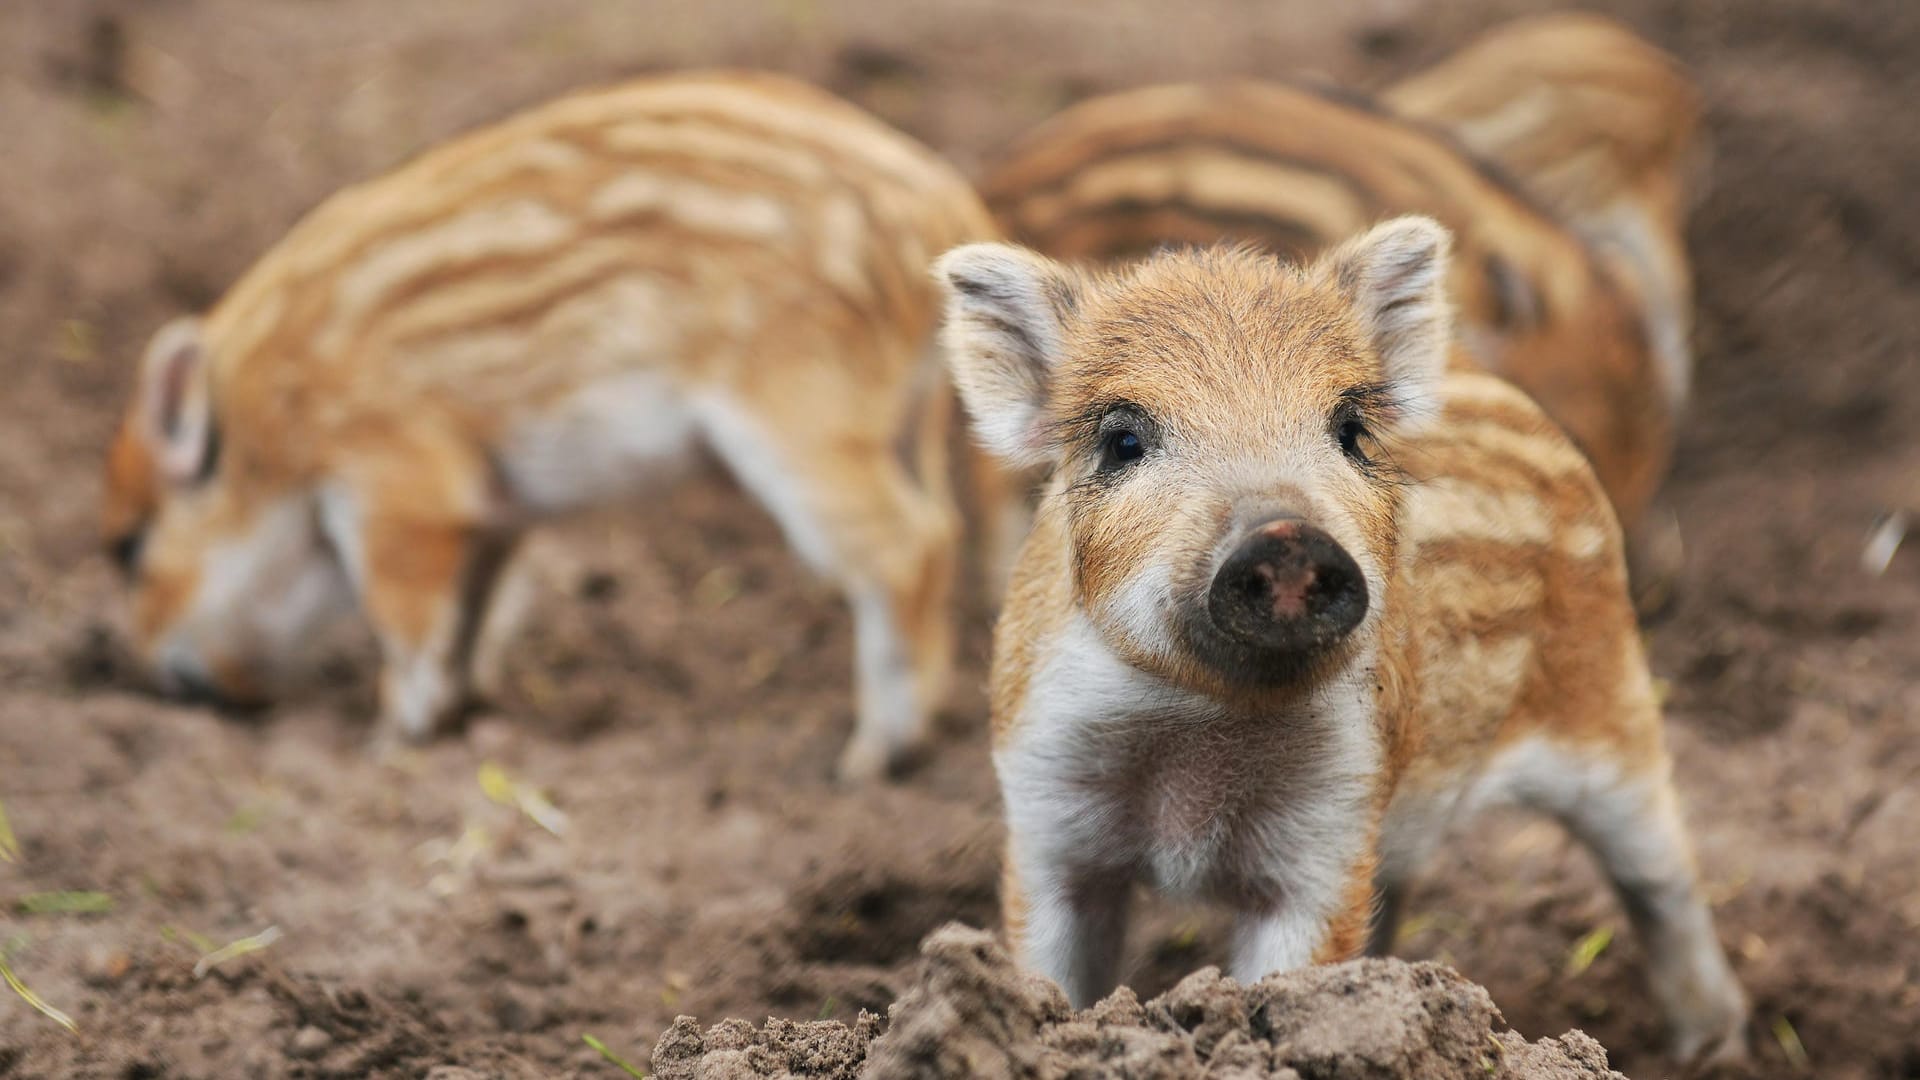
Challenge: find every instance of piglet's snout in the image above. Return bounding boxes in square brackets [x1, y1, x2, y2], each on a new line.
[1207, 518, 1368, 653]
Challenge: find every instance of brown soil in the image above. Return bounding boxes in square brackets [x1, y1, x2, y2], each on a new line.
[650, 925, 1627, 1079]
[0, 1, 1916, 1078]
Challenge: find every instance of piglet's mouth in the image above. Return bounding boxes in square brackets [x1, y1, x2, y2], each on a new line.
[151, 653, 273, 715]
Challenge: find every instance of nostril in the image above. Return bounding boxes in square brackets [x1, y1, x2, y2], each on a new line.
[1251, 559, 1319, 619]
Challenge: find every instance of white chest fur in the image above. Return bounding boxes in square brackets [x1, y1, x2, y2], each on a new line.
[997, 615, 1380, 908]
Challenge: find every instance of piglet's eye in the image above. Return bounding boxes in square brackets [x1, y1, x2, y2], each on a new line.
[1098, 428, 1150, 474]
[1337, 417, 1369, 461]
[109, 529, 146, 578]
[1093, 405, 1156, 475]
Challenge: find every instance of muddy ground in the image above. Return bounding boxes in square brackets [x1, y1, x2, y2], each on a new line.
[0, 0, 1916, 1077]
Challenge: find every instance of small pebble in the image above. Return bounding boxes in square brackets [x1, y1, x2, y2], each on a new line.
[287, 1025, 332, 1059]
[492, 984, 552, 1033]
[80, 944, 132, 986]
[466, 716, 517, 757]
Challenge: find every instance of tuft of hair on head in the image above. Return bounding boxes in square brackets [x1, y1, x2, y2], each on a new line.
[933, 243, 1088, 469]
[1316, 216, 1454, 426]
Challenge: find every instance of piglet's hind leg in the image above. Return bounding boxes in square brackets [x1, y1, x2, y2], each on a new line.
[1513, 741, 1750, 1065]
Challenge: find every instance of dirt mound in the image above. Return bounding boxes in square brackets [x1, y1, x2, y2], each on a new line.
[650, 925, 1624, 1079]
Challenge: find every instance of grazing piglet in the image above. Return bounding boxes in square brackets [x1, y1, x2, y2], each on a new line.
[100, 71, 997, 780]
[935, 218, 1748, 1063]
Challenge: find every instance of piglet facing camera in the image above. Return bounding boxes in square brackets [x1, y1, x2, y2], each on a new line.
[937, 217, 1749, 1065]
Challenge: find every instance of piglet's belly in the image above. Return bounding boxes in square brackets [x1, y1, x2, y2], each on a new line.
[494, 371, 698, 512]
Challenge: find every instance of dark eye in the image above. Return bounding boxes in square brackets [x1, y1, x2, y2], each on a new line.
[1091, 404, 1157, 475]
[1337, 415, 1371, 463]
[109, 529, 146, 579]
[1101, 428, 1147, 471]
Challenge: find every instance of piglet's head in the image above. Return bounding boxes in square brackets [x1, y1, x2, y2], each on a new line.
[102, 317, 351, 709]
[937, 217, 1453, 697]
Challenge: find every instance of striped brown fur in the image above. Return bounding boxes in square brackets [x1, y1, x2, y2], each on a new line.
[1385, 12, 1703, 460]
[981, 78, 1674, 545]
[101, 71, 999, 779]
[1385, 13, 1703, 254]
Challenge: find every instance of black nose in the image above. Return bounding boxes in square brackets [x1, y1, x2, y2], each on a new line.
[1207, 518, 1369, 653]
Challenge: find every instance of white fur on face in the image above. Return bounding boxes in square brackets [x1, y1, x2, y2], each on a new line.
[152, 494, 351, 690]
[1094, 557, 1177, 668]
[1083, 441, 1392, 673]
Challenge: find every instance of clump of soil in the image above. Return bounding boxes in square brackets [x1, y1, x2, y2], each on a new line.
[651, 925, 1624, 1079]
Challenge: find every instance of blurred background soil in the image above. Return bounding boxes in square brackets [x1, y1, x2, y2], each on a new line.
[0, 0, 1915, 1076]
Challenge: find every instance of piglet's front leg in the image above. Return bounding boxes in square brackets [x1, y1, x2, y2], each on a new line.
[1002, 845, 1133, 1009]
[1228, 910, 1327, 983]
[319, 432, 513, 747]
[1229, 853, 1378, 982]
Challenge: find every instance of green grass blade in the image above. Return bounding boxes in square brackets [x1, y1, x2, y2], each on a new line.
[17, 891, 113, 915]
[0, 953, 76, 1034]
[582, 1033, 647, 1078]
[0, 797, 20, 862]
[1563, 926, 1614, 977]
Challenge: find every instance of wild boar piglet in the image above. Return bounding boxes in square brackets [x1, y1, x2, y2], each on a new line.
[1385, 10, 1704, 481]
[936, 217, 1747, 1063]
[102, 71, 1000, 780]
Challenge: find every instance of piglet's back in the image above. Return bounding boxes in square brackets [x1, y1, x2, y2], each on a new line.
[1383, 372, 1655, 783]
[199, 71, 994, 451]
[982, 79, 1671, 536]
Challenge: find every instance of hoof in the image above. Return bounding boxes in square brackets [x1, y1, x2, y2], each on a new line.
[1628, 504, 1685, 623]
[836, 733, 901, 785]
[1671, 997, 1751, 1073]
[834, 734, 929, 786]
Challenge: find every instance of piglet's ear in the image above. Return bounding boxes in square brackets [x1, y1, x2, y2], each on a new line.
[137, 316, 218, 485]
[933, 243, 1085, 469]
[1321, 216, 1453, 419]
